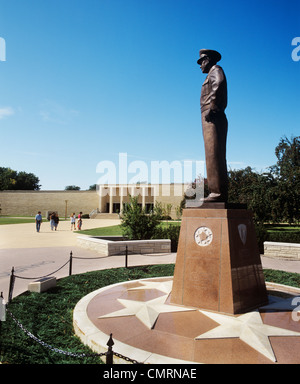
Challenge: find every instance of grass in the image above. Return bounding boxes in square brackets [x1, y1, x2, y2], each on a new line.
[0, 217, 36, 225]
[0, 216, 68, 225]
[265, 224, 300, 233]
[1, 264, 299, 364]
[263, 269, 300, 288]
[77, 224, 123, 236]
[0, 264, 175, 364]
[77, 221, 181, 237]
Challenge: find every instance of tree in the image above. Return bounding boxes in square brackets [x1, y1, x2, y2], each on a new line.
[227, 136, 300, 224]
[228, 167, 278, 224]
[0, 167, 41, 190]
[64, 185, 81, 190]
[14, 171, 41, 190]
[269, 135, 300, 223]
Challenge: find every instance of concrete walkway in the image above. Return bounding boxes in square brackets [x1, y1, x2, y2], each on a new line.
[1, 218, 300, 301]
[0, 219, 176, 301]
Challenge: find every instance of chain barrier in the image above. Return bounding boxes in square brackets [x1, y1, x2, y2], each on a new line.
[14, 259, 70, 280]
[5, 308, 142, 364]
[8, 248, 173, 301]
[3, 247, 170, 363]
[112, 352, 142, 364]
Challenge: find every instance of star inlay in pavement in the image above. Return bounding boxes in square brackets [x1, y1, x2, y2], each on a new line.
[128, 280, 173, 295]
[98, 294, 195, 329]
[196, 310, 300, 362]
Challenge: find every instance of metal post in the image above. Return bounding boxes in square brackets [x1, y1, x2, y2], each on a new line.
[125, 246, 128, 268]
[8, 267, 15, 303]
[106, 333, 114, 364]
[0, 292, 6, 322]
[0, 292, 3, 353]
[69, 251, 73, 276]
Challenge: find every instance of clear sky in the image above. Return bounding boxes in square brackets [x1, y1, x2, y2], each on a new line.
[0, 0, 299, 190]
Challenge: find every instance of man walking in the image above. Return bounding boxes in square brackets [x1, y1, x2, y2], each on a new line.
[35, 211, 42, 232]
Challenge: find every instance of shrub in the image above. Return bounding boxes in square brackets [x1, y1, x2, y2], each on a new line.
[120, 195, 163, 240]
[267, 231, 300, 244]
[154, 225, 181, 252]
[254, 222, 269, 254]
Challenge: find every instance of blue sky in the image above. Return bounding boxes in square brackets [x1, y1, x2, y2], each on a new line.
[0, 0, 299, 190]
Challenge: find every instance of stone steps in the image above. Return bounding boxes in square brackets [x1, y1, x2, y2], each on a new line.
[92, 213, 120, 219]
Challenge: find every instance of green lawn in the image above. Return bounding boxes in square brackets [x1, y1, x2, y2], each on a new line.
[0, 216, 68, 225]
[0, 217, 36, 225]
[77, 221, 181, 237]
[77, 224, 123, 236]
[77, 221, 181, 236]
[265, 224, 300, 233]
[0, 265, 175, 364]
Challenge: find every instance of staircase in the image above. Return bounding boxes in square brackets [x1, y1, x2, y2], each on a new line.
[92, 213, 120, 220]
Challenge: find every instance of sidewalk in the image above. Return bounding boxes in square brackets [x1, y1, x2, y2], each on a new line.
[261, 255, 300, 274]
[0, 219, 299, 301]
[0, 219, 176, 301]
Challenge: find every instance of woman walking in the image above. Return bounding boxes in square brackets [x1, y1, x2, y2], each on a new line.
[70, 213, 76, 230]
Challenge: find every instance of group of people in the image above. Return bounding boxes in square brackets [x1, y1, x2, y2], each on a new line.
[70, 212, 83, 231]
[34, 211, 83, 232]
[49, 212, 60, 231]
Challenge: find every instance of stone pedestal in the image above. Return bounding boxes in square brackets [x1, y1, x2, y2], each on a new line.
[170, 206, 268, 314]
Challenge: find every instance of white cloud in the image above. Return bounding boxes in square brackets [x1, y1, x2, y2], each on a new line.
[0, 106, 14, 119]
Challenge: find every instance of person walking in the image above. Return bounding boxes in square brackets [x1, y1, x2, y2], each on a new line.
[50, 212, 55, 231]
[70, 213, 76, 230]
[54, 213, 59, 231]
[77, 215, 82, 230]
[35, 211, 42, 232]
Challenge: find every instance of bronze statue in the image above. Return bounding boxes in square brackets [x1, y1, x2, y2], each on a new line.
[197, 49, 228, 202]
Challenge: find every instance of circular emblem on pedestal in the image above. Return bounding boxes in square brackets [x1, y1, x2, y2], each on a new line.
[194, 226, 213, 247]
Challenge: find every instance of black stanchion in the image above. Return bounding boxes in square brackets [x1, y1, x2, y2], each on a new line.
[69, 251, 73, 276]
[106, 333, 114, 364]
[125, 246, 128, 268]
[8, 267, 15, 303]
[0, 292, 4, 337]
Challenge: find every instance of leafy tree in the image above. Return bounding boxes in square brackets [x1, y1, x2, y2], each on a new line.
[14, 171, 41, 190]
[227, 136, 300, 224]
[269, 136, 300, 224]
[65, 185, 81, 190]
[0, 167, 17, 190]
[0, 167, 40, 190]
[227, 167, 277, 223]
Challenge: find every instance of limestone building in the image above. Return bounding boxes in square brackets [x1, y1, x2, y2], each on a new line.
[0, 184, 186, 219]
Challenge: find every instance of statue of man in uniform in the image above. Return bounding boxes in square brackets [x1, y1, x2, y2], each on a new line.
[197, 49, 228, 202]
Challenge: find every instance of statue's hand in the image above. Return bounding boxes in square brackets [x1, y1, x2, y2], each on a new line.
[205, 109, 216, 123]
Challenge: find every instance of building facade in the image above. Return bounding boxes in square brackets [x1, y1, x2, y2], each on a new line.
[0, 184, 186, 219]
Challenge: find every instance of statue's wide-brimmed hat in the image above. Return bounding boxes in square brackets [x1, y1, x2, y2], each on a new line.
[197, 49, 222, 65]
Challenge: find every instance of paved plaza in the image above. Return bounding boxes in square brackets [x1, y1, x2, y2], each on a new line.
[1, 218, 300, 301]
[0, 218, 176, 301]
